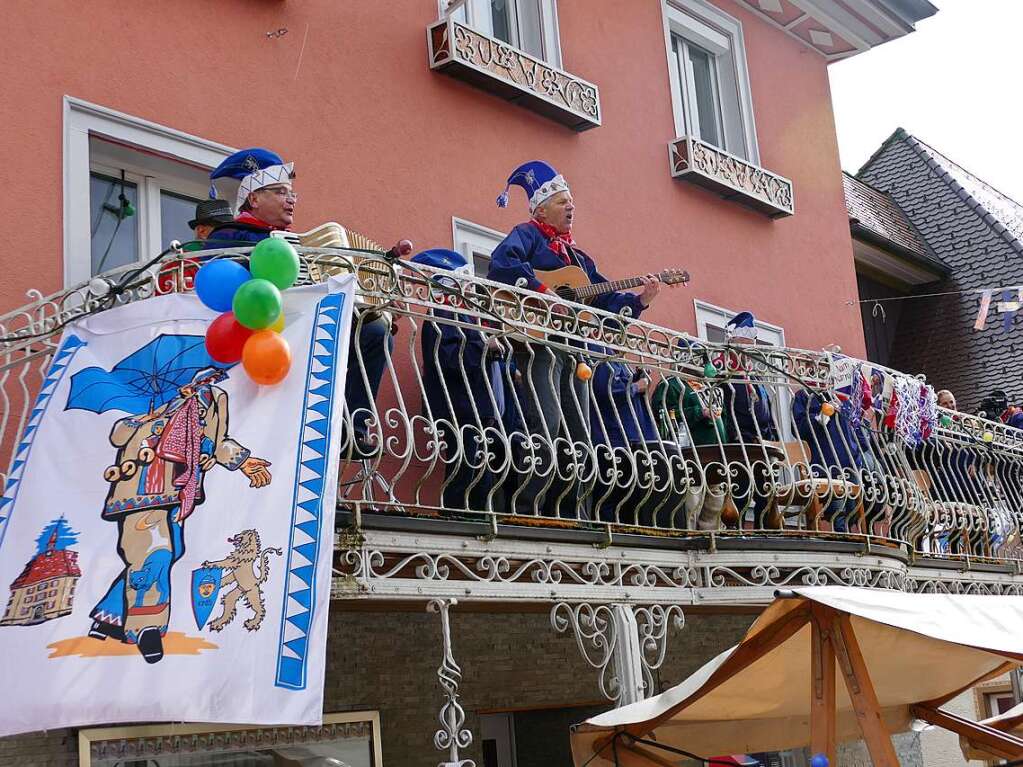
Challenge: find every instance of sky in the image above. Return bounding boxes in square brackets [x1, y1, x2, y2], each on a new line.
[828, 0, 1023, 202]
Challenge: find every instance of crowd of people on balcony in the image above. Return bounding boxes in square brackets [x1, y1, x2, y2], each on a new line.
[170, 147, 1022, 556]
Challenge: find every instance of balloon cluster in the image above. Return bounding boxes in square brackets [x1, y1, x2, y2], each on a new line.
[196, 239, 300, 385]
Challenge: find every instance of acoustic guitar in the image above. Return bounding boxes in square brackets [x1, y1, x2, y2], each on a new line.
[495, 265, 689, 338]
[535, 265, 689, 302]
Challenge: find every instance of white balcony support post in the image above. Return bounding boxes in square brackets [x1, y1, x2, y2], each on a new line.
[427, 598, 475, 767]
[611, 604, 647, 707]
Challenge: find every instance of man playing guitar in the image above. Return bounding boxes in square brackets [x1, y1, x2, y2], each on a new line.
[488, 160, 678, 519]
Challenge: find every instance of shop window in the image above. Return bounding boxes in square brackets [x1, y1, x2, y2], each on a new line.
[79, 712, 383, 767]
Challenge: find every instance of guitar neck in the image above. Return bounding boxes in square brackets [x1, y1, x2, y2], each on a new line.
[575, 276, 647, 301]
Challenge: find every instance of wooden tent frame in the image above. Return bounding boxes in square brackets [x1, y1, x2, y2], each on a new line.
[587, 601, 1023, 767]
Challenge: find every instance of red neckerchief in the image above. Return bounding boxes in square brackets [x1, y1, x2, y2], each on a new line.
[234, 211, 289, 231]
[530, 219, 574, 265]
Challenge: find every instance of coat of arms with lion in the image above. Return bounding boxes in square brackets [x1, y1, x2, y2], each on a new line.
[191, 529, 282, 633]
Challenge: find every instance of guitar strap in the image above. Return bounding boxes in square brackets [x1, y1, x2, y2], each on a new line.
[562, 243, 585, 271]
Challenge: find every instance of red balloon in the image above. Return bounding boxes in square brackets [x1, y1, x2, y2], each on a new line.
[205, 312, 253, 363]
[242, 330, 292, 385]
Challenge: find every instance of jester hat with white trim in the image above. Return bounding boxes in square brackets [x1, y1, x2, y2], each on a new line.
[497, 160, 570, 212]
[209, 148, 295, 212]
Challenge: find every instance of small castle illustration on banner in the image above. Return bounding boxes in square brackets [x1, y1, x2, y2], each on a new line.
[1, 517, 81, 627]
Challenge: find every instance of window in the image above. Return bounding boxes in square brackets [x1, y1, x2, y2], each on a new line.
[695, 300, 784, 347]
[441, 0, 562, 66]
[983, 690, 1016, 717]
[695, 300, 792, 441]
[662, 0, 759, 162]
[86, 136, 211, 278]
[452, 217, 506, 277]
[64, 97, 235, 287]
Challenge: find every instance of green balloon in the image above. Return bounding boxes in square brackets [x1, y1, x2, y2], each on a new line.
[233, 278, 282, 330]
[250, 238, 300, 290]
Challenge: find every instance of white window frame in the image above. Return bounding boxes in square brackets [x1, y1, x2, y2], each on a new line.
[661, 0, 760, 164]
[694, 299, 791, 440]
[64, 96, 235, 287]
[452, 216, 506, 276]
[440, 0, 562, 67]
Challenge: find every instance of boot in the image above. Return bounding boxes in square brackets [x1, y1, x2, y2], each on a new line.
[137, 627, 164, 664]
[88, 620, 125, 642]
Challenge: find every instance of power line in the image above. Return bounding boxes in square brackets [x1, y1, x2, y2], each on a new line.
[847, 284, 1023, 306]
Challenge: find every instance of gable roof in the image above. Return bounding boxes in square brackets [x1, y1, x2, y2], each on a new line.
[10, 549, 81, 589]
[860, 128, 1023, 258]
[843, 171, 939, 264]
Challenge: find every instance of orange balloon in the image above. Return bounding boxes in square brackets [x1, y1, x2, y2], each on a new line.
[269, 312, 285, 333]
[576, 362, 593, 381]
[242, 330, 292, 385]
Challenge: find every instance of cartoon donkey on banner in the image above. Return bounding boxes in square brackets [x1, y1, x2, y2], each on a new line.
[67, 335, 273, 664]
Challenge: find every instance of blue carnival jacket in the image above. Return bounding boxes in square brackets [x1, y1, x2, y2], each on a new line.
[590, 360, 657, 448]
[792, 389, 861, 473]
[421, 308, 498, 425]
[722, 380, 778, 443]
[488, 223, 646, 318]
[203, 221, 272, 248]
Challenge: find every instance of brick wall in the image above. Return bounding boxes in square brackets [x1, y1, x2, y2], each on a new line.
[0, 728, 77, 767]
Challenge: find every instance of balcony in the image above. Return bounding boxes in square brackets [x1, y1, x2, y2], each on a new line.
[669, 135, 795, 218]
[2, 247, 1022, 609]
[427, 15, 601, 131]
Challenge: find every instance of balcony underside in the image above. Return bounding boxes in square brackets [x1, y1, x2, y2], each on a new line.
[334, 515, 1023, 606]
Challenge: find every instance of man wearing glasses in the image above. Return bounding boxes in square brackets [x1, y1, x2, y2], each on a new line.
[205, 148, 393, 458]
[205, 148, 298, 245]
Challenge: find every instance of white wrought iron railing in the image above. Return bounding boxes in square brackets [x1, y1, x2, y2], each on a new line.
[2, 246, 1021, 568]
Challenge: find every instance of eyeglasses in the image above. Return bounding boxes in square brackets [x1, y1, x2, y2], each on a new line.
[260, 185, 298, 201]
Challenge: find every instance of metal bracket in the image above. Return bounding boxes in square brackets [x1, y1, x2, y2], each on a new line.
[551, 602, 685, 706]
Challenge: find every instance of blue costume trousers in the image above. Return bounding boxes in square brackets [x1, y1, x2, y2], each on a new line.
[346, 314, 394, 437]
[91, 508, 184, 643]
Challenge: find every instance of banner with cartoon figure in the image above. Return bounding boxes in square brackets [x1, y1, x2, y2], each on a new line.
[0, 275, 354, 736]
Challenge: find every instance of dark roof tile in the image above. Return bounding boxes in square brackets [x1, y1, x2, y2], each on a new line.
[843, 172, 934, 260]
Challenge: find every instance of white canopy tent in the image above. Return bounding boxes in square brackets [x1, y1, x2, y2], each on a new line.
[571, 587, 1023, 767]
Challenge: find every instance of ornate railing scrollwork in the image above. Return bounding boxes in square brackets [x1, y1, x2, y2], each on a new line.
[6, 246, 1023, 581]
[634, 604, 685, 696]
[427, 16, 601, 131]
[670, 135, 794, 218]
[550, 602, 620, 703]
